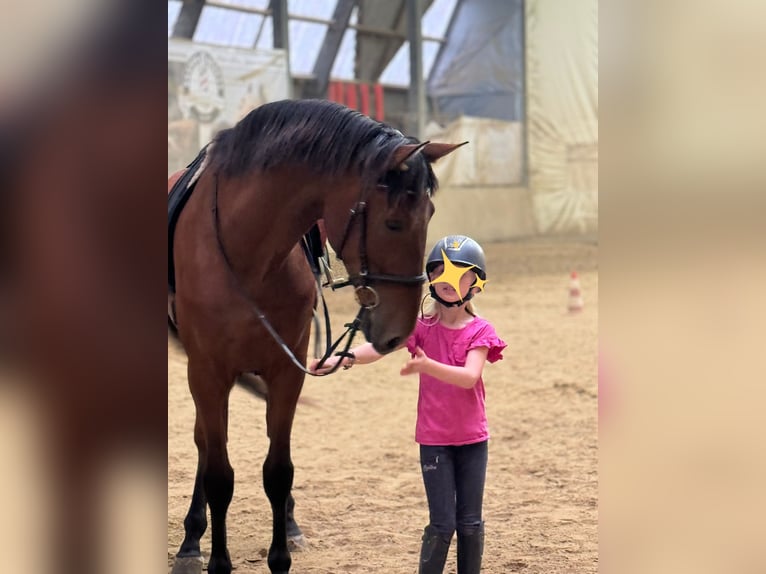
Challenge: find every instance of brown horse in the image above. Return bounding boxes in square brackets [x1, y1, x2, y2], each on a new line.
[168, 99, 465, 574]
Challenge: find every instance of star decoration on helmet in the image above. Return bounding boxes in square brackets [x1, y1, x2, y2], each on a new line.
[429, 249, 476, 301]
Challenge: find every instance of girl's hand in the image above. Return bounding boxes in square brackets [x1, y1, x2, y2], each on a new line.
[309, 356, 342, 375]
[400, 346, 429, 376]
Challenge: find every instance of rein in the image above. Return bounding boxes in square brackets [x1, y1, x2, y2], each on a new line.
[213, 175, 378, 377]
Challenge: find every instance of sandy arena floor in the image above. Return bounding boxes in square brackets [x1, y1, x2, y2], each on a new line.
[168, 238, 598, 573]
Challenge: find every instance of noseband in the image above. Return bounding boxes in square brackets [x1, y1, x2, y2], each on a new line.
[330, 184, 428, 309]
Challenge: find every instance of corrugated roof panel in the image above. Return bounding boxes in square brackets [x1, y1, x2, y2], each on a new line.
[288, 0, 336, 19]
[168, 0, 454, 84]
[193, 5, 263, 48]
[423, 0, 458, 37]
[288, 20, 329, 75]
[222, 0, 269, 8]
[255, 17, 274, 49]
[380, 0, 458, 86]
[167, 0, 181, 36]
[379, 40, 442, 86]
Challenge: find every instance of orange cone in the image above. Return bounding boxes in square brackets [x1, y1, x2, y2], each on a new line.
[568, 271, 584, 313]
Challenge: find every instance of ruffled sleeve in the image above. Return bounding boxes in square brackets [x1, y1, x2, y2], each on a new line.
[406, 318, 427, 355]
[468, 320, 507, 363]
[406, 334, 417, 355]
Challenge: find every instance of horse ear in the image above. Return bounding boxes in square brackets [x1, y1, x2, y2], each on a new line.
[421, 141, 469, 163]
[389, 142, 430, 171]
[388, 140, 469, 170]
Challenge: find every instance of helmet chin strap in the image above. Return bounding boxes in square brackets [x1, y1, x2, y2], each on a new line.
[429, 285, 475, 308]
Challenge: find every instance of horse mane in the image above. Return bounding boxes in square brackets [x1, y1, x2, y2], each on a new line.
[207, 99, 438, 196]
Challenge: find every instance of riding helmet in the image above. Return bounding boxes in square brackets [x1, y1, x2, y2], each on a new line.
[426, 235, 487, 280]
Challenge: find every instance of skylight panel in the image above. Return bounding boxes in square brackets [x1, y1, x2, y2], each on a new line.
[168, 0, 182, 37]
[380, 0, 458, 86]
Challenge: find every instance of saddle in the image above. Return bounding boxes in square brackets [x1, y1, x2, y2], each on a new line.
[168, 146, 208, 293]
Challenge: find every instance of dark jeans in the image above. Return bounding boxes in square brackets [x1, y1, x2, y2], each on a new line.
[419, 440, 488, 540]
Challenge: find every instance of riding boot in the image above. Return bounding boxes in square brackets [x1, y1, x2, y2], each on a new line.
[418, 525, 451, 574]
[456, 522, 484, 574]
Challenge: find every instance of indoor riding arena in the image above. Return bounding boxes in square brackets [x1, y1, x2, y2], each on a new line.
[168, 238, 597, 573]
[168, 1, 597, 573]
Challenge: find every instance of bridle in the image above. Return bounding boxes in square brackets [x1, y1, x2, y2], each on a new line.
[329, 182, 429, 309]
[211, 174, 428, 377]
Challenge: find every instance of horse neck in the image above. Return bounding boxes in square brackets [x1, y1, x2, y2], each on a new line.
[215, 169, 358, 279]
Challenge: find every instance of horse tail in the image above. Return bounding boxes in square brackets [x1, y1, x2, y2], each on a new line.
[166, 319, 270, 402]
[167, 313, 185, 353]
[234, 372, 269, 401]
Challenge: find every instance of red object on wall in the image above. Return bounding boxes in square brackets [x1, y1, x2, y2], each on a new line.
[373, 83, 385, 121]
[345, 83, 357, 110]
[360, 83, 370, 117]
[327, 81, 341, 104]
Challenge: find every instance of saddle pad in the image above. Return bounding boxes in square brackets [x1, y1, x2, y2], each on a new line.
[168, 146, 208, 292]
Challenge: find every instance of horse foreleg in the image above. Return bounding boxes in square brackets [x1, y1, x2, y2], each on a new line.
[263, 388, 301, 574]
[286, 492, 308, 550]
[177, 419, 208, 559]
[188, 364, 235, 574]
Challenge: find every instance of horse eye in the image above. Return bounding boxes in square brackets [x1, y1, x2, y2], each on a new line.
[385, 219, 404, 232]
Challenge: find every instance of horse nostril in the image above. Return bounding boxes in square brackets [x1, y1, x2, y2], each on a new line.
[385, 337, 402, 352]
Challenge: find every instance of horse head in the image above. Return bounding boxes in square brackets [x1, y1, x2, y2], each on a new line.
[327, 140, 467, 354]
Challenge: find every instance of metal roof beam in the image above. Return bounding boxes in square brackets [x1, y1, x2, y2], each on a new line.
[356, 0, 433, 83]
[172, 0, 207, 39]
[206, 0, 270, 17]
[270, 0, 292, 97]
[408, 0, 426, 139]
[270, 0, 288, 50]
[302, 0, 357, 99]
[351, 24, 444, 43]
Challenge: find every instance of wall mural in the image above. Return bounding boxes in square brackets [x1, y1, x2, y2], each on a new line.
[168, 39, 289, 175]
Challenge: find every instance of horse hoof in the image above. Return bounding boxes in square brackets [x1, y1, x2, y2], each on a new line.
[206, 554, 233, 574]
[170, 555, 203, 574]
[288, 534, 309, 552]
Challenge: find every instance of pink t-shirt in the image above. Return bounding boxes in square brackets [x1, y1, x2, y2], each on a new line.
[406, 316, 506, 446]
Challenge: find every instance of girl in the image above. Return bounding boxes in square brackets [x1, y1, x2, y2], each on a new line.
[310, 235, 506, 574]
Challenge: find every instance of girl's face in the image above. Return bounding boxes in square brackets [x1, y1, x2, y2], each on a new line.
[429, 264, 478, 303]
